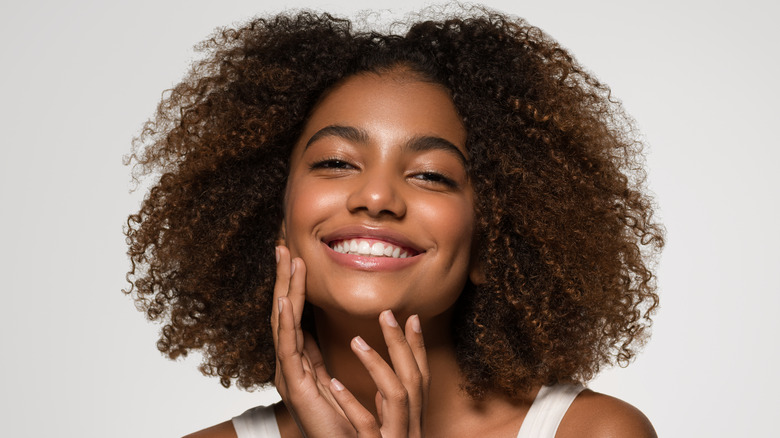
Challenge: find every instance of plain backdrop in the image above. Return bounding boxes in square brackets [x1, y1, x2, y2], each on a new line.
[1, 0, 778, 436]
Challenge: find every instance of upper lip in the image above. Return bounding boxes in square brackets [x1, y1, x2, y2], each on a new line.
[321, 225, 425, 254]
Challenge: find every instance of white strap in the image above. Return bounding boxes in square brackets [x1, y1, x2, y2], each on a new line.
[231, 385, 584, 438]
[517, 384, 585, 438]
[232, 404, 282, 438]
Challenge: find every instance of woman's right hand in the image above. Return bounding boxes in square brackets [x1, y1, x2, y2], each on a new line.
[271, 245, 431, 437]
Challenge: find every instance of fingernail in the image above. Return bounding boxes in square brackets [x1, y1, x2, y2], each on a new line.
[290, 259, 296, 275]
[275, 246, 280, 263]
[383, 310, 398, 327]
[331, 378, 345, 391]
[353, 336, 371, 351]
[278, 297, 283, 313]
[411, 315, 422, 333]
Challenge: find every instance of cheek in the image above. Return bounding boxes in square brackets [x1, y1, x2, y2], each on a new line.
[419, 196, 475, 249]
[284, 178, 342, 252]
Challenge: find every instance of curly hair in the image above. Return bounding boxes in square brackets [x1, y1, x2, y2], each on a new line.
[124, 5, 664, 398]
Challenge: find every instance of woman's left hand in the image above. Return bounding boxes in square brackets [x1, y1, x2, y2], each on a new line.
[328, 309, 430, 438]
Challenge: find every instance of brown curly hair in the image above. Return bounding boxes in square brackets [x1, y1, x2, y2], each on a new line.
[124, 5, 664, 398]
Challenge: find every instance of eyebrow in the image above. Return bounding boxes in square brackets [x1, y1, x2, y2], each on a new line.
[304, 124, 468, 165]
[405, 135, 468, 166]
[305, 125, 369, 149]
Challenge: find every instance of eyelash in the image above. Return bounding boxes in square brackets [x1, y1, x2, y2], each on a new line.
[309, 158, 458, 188]
[309, 158, 355, 170]
[412, 171, 458, 188]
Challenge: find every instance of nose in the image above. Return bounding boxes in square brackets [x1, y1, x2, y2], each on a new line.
[346, 170, 407, 219]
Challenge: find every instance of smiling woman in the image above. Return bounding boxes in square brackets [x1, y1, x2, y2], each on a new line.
[124, 5, 664, 438]
[284, 72, 477, 322]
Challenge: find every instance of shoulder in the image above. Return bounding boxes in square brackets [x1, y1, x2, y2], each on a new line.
[181, 420, 238, 438]
[181, 402, 298, 438]
[556, 389, 657, 438]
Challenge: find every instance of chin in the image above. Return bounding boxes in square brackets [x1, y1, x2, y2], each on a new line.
[308, 283, 403, 318]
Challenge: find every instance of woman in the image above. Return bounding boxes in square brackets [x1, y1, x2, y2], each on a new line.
[125, 6, 664, 437]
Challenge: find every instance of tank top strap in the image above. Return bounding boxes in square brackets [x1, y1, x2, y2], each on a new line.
[516, 383, 585, 438]
[231, 385, 584, 438]
[232, 404, 282, 438]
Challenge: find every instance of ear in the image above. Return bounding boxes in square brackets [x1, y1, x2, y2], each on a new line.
[468, 258, 486, 285]
[467, 241, 486, 285]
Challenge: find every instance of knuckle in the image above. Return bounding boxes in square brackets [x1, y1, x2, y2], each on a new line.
[353, 411, 378, 430]
[402, 372, 422, 391]
[387, 386, 409, 405]
[308, 354, 325, 369]
[391, 330, 407, 345]
[277, 347, 295, 361]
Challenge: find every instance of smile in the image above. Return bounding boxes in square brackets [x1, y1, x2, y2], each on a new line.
[329, 239, 417, 259]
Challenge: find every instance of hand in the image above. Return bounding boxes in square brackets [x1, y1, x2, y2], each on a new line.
[271, 245, 431, 437]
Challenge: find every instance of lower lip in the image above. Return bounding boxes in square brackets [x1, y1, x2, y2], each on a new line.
[323, 242, 422, 271]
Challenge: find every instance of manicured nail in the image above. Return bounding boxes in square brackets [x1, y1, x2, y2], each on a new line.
[278, 297, 283, 313]
[353, 336, 371, 351]
[411, 314, 422, 333]
[275, 246, 280, 263]
[331, 378, 345, 391]
[290, 259, 296, 275]
[383, 310, 398, 327]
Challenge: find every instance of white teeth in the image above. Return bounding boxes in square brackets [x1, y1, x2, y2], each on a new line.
[370, 242, 385, 256]
[330, 238, 413, 259]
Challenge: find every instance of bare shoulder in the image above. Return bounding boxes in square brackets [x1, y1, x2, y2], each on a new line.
[181, 420, 238, 438]
[556, 389, 657, 438]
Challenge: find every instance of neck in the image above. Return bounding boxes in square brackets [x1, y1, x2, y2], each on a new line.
[294, 307, 539, 437]
[312, 306, 459, 416]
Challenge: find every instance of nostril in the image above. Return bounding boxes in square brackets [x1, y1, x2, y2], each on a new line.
[343, 173, 407, 219]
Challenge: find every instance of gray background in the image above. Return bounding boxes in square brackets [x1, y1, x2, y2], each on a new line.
[1, 0, 777, 436]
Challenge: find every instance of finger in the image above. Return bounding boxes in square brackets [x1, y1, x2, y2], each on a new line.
[303, 332, 332, 387]
[380, 310, 424, 389]
[271, 245, 292, 350]
[404, 315, 430, 391]
[379, 310, 425, 433]
[271, 246, 292, 392]
[301, 347, 329, 400]
[375, 391, 383, 425]
[276, 296, 306, 383]
[404, 314, 430, 435]
[302, 332, 347, 418]
[329, 378, 380, 437]
[351, 336, 409, 436]
[288, 257, 307, 351]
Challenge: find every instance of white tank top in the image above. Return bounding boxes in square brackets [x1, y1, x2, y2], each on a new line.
[516, 383, 584, 437]
[232, 383, 584, 438]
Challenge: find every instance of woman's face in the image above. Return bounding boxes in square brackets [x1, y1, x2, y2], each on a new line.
[283, 71, 478, 320]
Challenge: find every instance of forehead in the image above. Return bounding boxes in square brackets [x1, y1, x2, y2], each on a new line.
[294, 71, 467, 156]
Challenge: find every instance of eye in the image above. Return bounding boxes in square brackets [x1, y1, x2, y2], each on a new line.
[411, 171, 458, 188]
[309, 158, 356, 170]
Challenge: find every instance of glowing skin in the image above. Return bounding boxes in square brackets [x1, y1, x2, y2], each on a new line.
[283, 71, 479, 319]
